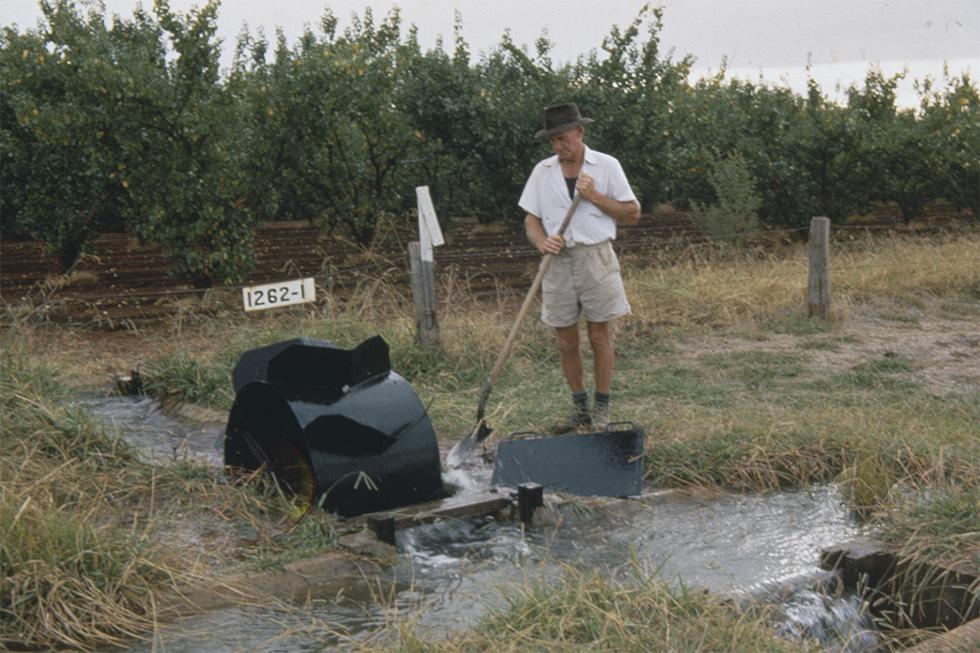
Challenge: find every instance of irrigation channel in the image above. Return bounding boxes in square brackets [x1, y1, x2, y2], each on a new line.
[81, 395, 881, 652]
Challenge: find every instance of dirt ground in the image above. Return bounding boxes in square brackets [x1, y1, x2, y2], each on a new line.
[20, 293, 980, 402]
[672, 297, 980, 399]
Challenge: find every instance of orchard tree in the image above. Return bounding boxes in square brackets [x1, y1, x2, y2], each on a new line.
[921, 73, 980, 220]
[395, 15, 485, 216]
[0, 0, 139, 269]
[847, 69, 941, 224]
[787, 80, 876, 223]
[468, 31, 572, 222]
[233, 8, 432, 244]
[1, 0, 255, 284]
[126, 0, 255, 287]
[734, 83, 813, 229]
[572, 4, 692, 211]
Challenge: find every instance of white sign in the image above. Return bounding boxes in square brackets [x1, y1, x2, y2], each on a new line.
[242, 278, 316, 312]
[416, 185, 444, 262]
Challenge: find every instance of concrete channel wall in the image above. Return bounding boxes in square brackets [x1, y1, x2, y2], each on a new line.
[822, 537, 979, 650]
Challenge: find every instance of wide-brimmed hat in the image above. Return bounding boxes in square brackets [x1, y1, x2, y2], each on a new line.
[535, 103, 594, 142]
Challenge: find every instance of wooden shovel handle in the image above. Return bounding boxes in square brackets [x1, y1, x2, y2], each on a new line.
[476, 194, 582, 419]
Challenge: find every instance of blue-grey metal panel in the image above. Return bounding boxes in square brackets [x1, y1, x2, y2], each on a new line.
[491, 425, 644, 497]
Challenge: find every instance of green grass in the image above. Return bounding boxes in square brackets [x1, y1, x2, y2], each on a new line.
[248, 509, 339, 570]
[697, 350, 808, 390]
[938, 297, 980, 319]
[618, 361, 737, 407]
[0, 342, 163, 649]
[798, 335, 860, 351]
[142, 351, 235, 408]
[829, 355, 918, 392]
[878, 310, 922, 325]
[352, 567, 815, 653]
[877, 482, 980, 570]
[761, 313, 839, 336]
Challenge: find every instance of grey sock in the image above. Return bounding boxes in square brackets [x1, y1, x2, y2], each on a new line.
[572, 391, 589, 414]
[594, 391, 610, 408]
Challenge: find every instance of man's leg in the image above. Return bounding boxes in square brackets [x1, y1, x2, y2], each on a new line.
[549, 323, 590, 433]
[587, 321, 613, 394]
[587, 320, 614, 429]
[555, 323, 585, 392]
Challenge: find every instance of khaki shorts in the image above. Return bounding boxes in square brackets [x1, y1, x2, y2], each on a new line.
[541, 240, 630, 328]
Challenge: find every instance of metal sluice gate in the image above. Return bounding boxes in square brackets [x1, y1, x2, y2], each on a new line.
[224, 336, 444, 517]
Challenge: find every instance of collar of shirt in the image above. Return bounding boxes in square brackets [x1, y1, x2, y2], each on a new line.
[542, 144, 599, 175]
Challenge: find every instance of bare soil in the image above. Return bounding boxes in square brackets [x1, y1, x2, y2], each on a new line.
[673, 297, 980, 398]
[1, 202, 969, 326]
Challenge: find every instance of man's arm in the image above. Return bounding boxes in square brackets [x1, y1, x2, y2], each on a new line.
[576, 172, 641, 225]
[525, 213, 564, 255]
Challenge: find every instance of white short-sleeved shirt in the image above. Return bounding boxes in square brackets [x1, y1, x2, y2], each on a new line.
[518, 145, 637, 247]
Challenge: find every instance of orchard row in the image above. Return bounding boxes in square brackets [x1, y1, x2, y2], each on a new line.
[2, 2, 977, 286]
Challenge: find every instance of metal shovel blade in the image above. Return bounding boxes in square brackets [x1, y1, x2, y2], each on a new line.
[446, 419, 491, 468]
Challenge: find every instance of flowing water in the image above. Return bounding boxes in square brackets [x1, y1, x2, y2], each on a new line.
[76, 395, 225, 466]
[82, 396, 880, 652]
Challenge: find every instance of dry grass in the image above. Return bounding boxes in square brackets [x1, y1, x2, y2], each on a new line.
[876, 481, 980, 571]
[345, 566, 814, 653]
[625, 230, 980, 326]
[0, 339, 338, 650]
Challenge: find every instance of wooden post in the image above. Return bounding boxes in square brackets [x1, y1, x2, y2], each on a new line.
[366, 515, 396, 546]
[409, 186, 443, 347]
[517, 482, 543, 529]
[807, 216, 831, 318]
[408, 241, 439, 346]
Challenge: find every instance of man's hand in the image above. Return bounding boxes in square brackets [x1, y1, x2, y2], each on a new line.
[575, 172, 598, 203]
[539, 234, 564, 255]
[576, 171, 640, 225]
[526, 213, 565, 255]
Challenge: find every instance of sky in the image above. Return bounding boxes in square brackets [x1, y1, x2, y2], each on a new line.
[3, 0, 979, 107]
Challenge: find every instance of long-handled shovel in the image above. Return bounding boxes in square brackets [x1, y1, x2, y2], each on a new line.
[447, 194, 582, 467]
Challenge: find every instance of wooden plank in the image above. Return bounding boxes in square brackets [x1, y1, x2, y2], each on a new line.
[392, 496, 511, 530]
[365, 493, 512, 532]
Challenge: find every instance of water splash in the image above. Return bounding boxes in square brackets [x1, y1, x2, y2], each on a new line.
[775, 588, 880, 652]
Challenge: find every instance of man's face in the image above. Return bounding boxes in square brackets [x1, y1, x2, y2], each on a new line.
[549, 126, 584, 162]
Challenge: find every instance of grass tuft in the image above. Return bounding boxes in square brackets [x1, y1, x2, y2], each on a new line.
[352, 566, 814, 653]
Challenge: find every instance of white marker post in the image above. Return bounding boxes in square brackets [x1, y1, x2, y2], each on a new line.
[416, 185, 445, 262]
[409, 186, 444, 346]
[242, 277, 316, 312]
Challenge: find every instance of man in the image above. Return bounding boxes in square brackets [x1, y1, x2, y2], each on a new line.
[519, 103, 641, 433]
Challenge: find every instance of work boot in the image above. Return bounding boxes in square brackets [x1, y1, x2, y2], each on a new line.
[547, 405, 592, 435]
[591, 402, 610, 431]
[592, 392, 611, 431]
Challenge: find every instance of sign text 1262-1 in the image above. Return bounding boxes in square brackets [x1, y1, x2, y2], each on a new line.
[242, 278, 316, 312]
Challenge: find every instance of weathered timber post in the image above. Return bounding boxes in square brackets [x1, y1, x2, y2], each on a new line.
[517, 482, 543, 529]
[409, 186, 444, 347]
[408, 241, 439, 346]
[807, 216, 831, 318]
[367, 514, 396, 546]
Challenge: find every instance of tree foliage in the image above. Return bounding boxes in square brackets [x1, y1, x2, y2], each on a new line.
[2, 1, 977, 281]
